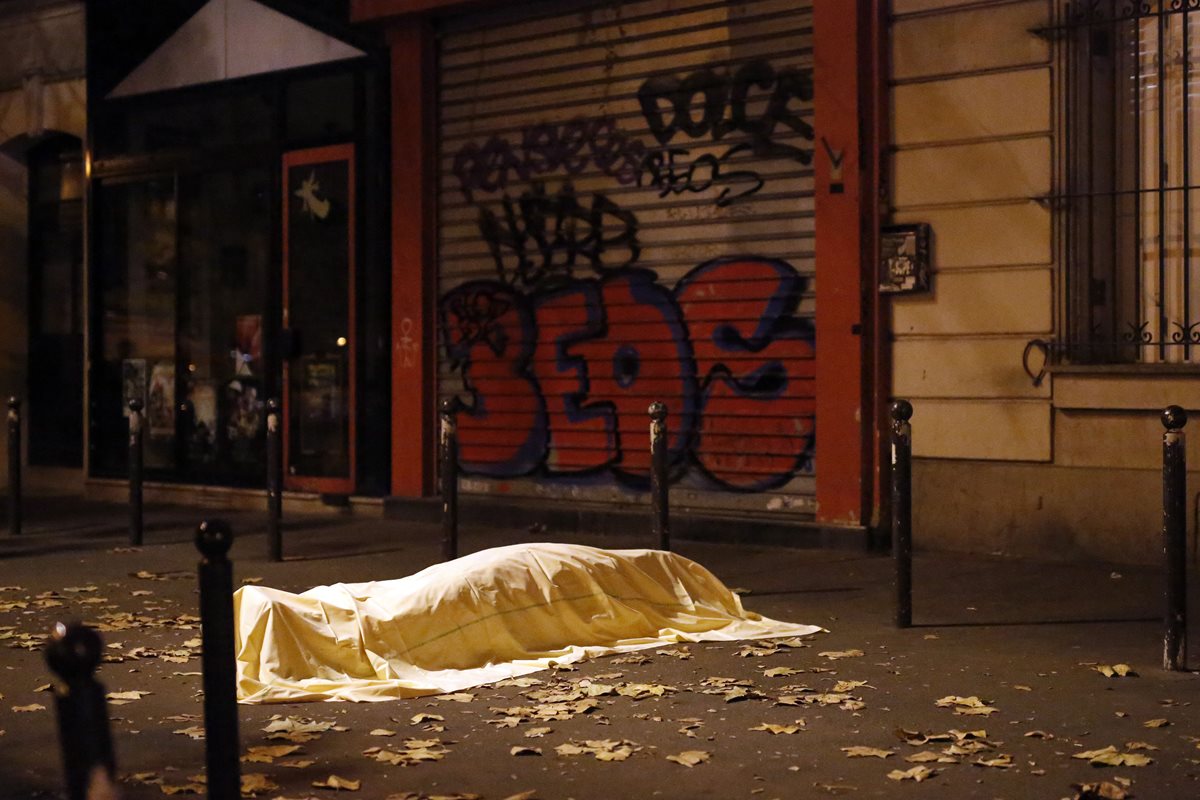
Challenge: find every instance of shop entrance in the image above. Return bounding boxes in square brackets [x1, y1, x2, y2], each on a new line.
[281, 144, 356, 494]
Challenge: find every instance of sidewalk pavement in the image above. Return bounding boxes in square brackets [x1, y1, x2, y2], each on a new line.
[0, 503, 1198, 799]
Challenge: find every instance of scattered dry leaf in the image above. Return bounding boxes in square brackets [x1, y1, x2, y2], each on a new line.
[666, 750, 710, 767]
[312, 775, 361, 791]
[841, 746, 893, 759]
[887, 766, 935, 782]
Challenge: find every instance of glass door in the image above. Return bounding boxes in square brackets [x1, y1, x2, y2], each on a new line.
[281, 144, 356, 493]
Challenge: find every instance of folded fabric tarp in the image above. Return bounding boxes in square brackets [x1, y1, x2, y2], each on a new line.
[234, 542, 822, 703]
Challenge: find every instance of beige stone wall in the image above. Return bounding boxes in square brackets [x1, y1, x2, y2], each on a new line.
[888, 0, 1200, 564]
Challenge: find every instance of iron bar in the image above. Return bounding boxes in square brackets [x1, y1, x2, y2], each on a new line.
[7, 397, 20, 537]
[1162, 406, 1188, 671]
[266, 398, 283, 563]
[45, 623, 119, 800]
[441, 399, 460, 562]
[891, 400, 914, 629]
[129, 398, 144, 547]
[196, 519, 241, 800]
[649, 401, 670, 552]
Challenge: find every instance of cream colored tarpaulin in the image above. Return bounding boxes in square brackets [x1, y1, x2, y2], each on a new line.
[234, 543, 822, 703]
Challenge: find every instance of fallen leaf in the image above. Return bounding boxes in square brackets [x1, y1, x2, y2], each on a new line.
[841, 746, 893, 759]
[819, 649, 865, 660]
[973, 754, 1014, 769]
[750, 722, 804, 735]
[1095, 664, 1138, 678]
[12, 704, 45, 713]
[1072, 781, 1131, 800]
[410, 713, 444, 725]
[666, 750, 710, 767]
[106, 690, 152, 704]
[1024, 730, 1054, 739]
[173, 726, 206, 740]
[510, 746, 542, 756]
[312, 775, 361, 791]
[1073, 746, 1153, 767]
[369, 729, 397, 737]
[239, 774, 278, 796]
[831, 680, 870, 693]
[1124, 740, 1158, 751]
[905, 751, 958, 764]
[763, 667, 803, 678]
[935, 695, 999, 716]
[159, 782, 205, 795]
[887, 766, 935, 782]
[525, 727, 552, 738]
[241, 745, 301, 764]
[1143, 718, 1169, 728]
[437, 693, 475, 703]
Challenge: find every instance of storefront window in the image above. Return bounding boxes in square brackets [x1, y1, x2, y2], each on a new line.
[93, 169, 270, 483]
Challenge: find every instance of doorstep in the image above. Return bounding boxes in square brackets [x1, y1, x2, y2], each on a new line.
[382, 493, 869, 550]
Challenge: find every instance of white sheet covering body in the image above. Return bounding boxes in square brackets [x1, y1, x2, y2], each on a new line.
[234, 542, 821, 703]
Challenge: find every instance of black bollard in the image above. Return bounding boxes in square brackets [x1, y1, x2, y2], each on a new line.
[45, 622, 119, 800]
[890, 400, 914, 629]
[1162, 406, 1188, 671]
[7, 397, 20, 537]
[266, 398, 283, 562]
[196, 519, 241, 800]
[129, 398, 144, 547]
[649, 402, 670, 552]
[440, 398, 460, 562]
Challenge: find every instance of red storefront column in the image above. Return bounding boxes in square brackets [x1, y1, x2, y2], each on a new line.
[385, 17, 436, 497]
[813, 0, 882, 527]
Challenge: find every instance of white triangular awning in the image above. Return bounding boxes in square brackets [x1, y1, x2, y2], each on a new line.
[109, 0, 365, 98]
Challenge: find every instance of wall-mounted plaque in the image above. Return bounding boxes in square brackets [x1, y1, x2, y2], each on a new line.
[879, 223, 931, 294]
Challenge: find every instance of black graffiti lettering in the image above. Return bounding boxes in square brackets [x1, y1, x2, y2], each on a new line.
[480, 182, 640, 289]
[559, 119, 591, 175]
[714, 144, 766, 207]
[638, 143, 764, 207]
[636, 59, 814, 166]
[455, 116, 646, 200]
[637, 75, 681, 145]
[521, 122, 560, 175]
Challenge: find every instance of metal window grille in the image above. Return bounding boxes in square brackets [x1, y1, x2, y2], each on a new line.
[1053, 0, 1200, 364]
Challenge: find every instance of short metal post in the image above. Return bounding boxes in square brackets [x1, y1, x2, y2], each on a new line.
[1162, 405, 1188, 671]
[7, 397, 20, 537]
[45, 622, 119, 800]
[891, 399, 914, 629]
[649, 401, 670, 552]
[129, 398, 144, 547]
[266, 399, 283, 562]
[195, 519, 241, 800]
[440, 399, 459, 562]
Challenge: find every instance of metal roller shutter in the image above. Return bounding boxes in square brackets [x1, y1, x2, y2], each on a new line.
[436, 0, 817, 519]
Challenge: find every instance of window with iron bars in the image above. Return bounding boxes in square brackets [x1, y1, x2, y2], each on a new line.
[1055, 0, 1200, 364]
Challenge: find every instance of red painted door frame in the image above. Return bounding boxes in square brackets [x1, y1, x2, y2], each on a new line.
[384, 18, 436, 497]
[813, 0, 883, 527]
[359, 0, 886, 519]
[281, 143, 358, 495]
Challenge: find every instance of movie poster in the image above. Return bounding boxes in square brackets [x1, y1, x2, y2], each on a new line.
[226, 378, 264, 465]
[298, 356, 345, 466]
[147, 361, 175, 438]
[188, 381, 218, 463]
[234, 315, 262, 376]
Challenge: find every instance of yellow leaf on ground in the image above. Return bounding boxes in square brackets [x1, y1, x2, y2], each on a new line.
[819, 649, 864, 660]
[841, 746, 893, 759]
[312, 775, 361, 791]
[666, 750, 710, 767]
[1143, 718, 1169, 728]
[887, 766, 935, 782]
[750, 722, 804, 735]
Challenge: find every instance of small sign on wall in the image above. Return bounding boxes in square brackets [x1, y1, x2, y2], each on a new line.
[879, 223, 931, 294]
